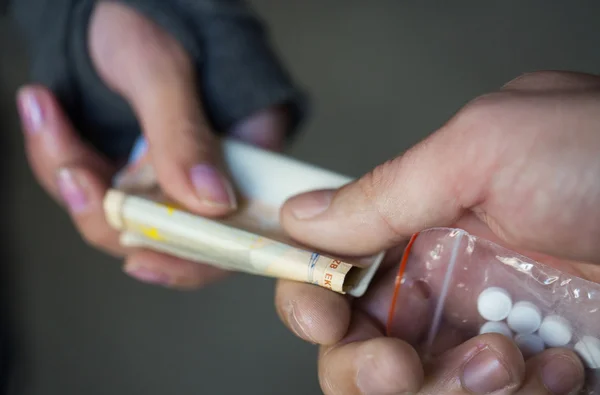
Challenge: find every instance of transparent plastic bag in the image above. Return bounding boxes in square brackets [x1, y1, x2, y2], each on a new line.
[388, 228, 600, 394]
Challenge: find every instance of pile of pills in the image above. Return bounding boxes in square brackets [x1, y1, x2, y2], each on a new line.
[477, 286, 600, 368]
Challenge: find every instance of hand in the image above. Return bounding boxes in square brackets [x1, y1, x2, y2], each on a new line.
[274, 71, 600, 394]
[16, 1, 289, 288]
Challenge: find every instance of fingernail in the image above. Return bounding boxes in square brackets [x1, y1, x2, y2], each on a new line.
[356, 349, 414, 395]
[462, 348, 512, 394]
[283, 301, 315, 344]
[541, 356, 583, 395]
[190, 164, 237, 209]
[290, 190, 334, 220]
[356, 352, 380, 394]
[124, 266, 171, 286]
[57, 168, 88, 213]
[17, 88, 44, 134]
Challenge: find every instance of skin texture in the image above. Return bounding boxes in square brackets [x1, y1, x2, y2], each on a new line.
[275, 71, 600, 395]
[15, 1, 290, 288]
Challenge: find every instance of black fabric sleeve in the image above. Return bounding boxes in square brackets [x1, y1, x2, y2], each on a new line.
[172, 0, 309, 140]
[8, 0, 308, 160]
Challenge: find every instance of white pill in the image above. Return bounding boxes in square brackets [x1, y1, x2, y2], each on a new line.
[479, 321, 513, 338]
[477, 287, 513, 321]
[507, 301, 542, 334]
[515, 334, 545, 359]
[538, 315, 573, 347]
[574, 336, 600, 369]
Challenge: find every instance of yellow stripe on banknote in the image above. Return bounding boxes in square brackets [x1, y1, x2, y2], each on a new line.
[141, 226, 164, 241]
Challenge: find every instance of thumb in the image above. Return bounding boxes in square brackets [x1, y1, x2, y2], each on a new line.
[281, 77, 600, 261]
[279, 124, 474, 256]
[89, 2, 236, 215]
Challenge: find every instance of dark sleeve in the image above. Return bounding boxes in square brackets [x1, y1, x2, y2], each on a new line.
[8, 0, 308, 160]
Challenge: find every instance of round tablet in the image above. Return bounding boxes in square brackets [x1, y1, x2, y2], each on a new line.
[515, 334, 545, 359]
[477, 287, 513, 321]
[507, 301, 542, 334]
[479, 321, 513, 338]
[538, 315, 573, 347]
[574, 336, 600, 369]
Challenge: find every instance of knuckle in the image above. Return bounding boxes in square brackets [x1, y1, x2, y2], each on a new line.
[358, 159, 396, 204]
[455, 92, 501, 126]
[444, 92, 507, 142]
[356, 159, 404, 238]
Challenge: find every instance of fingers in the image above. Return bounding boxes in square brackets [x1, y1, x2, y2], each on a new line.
[16, 85, 123, 256]
[17, 86, 114, 197]
[318, 314, 423, 395]
[274, 280, 351, 345]
[123, 250, 232, 290]
[89, 2, 236, 216]
[16, 84, 231, 289]
[516, 348, 584, 395]
[418, 333, 526, 395]
[281, 72, 600, 263]
[317, 323, 584, 395]
[279, 125, 470, 256]
[273, 248, 432, 347]
[422, 335, 584, 395]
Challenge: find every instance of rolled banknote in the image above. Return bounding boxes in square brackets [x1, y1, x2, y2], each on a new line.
[104, 189, 383, 296]
[106, 137, 384, 296]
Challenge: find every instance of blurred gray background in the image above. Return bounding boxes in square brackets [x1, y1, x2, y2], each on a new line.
[1, 1, 600, 394]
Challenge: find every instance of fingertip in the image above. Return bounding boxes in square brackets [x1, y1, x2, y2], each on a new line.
[355, 338, 424, 395]
[16, 85, 51, 138]
[148, 134, 239, 216]
[457, 333, 526, 394]
[280, 188, 383, 256]
[149, 161, 238, 218]
[478, 332, 527, 378]
[318, 337, 423, 395]
[527, 348, 585, 395]
[123, 259, 172, 288]
[275, 280, 351, 345]
[16, 83, 47, 99]
[119, 136, 239, 217]
[56, 166, 106, 215]
[16, 84, 70, 131]
[281, 189, 334, 221]
[17, 83, 112, 177]
[188, 163, 238, 212]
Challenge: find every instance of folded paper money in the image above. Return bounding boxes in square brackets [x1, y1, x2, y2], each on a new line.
[103, 138, 384, 297]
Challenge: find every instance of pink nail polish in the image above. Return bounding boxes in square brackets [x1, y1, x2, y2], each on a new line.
[57, 168, 88, 213]
[125, 267, 171, 286]
[189, 164, 237, 208]
[17, 89, 43, 134]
